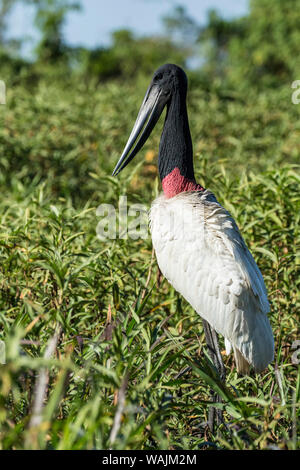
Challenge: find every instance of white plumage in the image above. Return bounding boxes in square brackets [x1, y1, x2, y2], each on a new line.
[150, 189, 274, 373]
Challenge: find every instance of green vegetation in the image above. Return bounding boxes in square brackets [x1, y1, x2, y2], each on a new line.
[0, 0, 299, 450]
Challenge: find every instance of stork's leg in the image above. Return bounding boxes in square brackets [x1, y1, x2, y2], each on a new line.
[202, 319, 226, 433]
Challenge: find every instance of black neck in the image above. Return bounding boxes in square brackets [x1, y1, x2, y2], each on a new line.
[158, 88, 195, 181]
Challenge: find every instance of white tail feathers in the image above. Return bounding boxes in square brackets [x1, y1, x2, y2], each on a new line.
[233, 347, 251, 375]
[225, 338, 232, 355]
[225, 339, 250, 374]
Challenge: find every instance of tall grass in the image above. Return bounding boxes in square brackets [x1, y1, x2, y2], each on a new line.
[0, 76, 299, 449]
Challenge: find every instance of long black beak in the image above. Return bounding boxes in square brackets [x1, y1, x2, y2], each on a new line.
[112, 84, 166, 176]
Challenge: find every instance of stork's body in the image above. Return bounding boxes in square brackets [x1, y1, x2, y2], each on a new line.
[150, 189, 273, 373]
[112, 64, 274, 429]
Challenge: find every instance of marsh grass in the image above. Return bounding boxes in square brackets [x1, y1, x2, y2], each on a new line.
[0, 76, 299, 449]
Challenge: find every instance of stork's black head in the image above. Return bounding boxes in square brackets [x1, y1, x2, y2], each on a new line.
[112, 64, 188, 176]
[150, 63, 188, 101]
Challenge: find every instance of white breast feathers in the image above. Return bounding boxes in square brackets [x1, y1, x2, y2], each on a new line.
[150, 190, 274, 373]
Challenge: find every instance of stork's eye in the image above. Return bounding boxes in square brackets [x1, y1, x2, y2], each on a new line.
[154, 73, 163, 82]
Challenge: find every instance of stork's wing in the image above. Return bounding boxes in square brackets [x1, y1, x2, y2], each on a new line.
[150, 190, 274, 372]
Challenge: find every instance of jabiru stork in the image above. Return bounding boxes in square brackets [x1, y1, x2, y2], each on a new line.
[112, 64, 274, 430]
